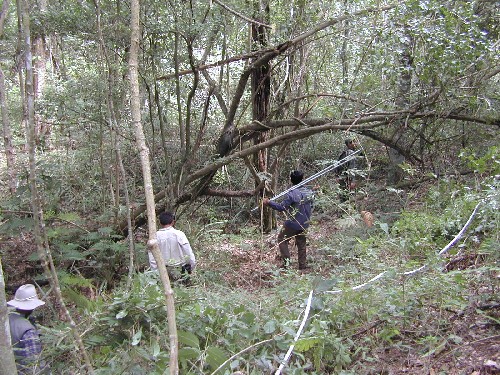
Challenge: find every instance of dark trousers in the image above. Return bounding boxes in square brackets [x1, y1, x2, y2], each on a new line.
[338, 177, 353, 202]
[167, 264, 192, 285]
[277, 225, 307, 269]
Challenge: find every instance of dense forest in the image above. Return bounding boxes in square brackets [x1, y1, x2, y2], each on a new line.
[0, 0, 498, 373]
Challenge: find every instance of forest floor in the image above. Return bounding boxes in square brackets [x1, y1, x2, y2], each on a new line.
[2, 179, 499, 374]
[196, 181, 499, 375]
[208, 224, 499, 374]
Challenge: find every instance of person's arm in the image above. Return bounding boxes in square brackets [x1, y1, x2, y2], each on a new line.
[178, 232, 196, 269]
[180, 242, 196, 270]
[18, 329, 42, 368]
[263, 192, 294, 212]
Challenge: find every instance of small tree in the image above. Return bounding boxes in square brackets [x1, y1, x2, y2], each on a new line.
[128, 0, 179, 372]
[17, 0, 94, 371]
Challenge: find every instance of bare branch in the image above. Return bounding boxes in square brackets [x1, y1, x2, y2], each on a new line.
[212, 0, 272, 29]
[117, 107, 495, 231]
[157, 4, 396, 81]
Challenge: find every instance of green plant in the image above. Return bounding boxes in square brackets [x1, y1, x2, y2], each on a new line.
[460, 145, 499, 175]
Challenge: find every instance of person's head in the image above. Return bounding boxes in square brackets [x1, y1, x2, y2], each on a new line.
[345, 138, 357, 150]
[290, 170, 304, 185]
[7, 284, 45, 313]
[159, 211, 176, 226]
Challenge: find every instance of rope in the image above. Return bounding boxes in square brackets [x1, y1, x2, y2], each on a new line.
[402, 201, 482, 276]
[251, 149, 362, 212]
[275, 290, 314, 375]
[438, 202, 481, 256]
[274, 201, 482, 372]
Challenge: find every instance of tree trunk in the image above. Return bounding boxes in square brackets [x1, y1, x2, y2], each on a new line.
[252, 0, 272, 232]
[172, 5, 396, 206]
[128, 0, 179, 372]
[0, 68, 17, 194]
[33, 0, 49, 148]
[1, 5, 17, 339]
[340, 0, 349, 92]
[388, 25, 412, 185]
[92, 0, 137, 288]
[173, 29, 184, 157]
[0, 0, 10, 35]
[0, 258, 18, 375]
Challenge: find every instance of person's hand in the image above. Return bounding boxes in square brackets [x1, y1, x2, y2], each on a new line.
[262, 198, 270, 206]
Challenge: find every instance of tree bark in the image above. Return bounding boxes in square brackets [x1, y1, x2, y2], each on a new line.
[0, 0, 10, 35]
[128, 0, 179, 372]
[1, 0, 17, 195]
[388, 25, 413, 184]
[0, 68, 17, 194]
[33, 0, 49, 148]
[251, 0, 272, 232]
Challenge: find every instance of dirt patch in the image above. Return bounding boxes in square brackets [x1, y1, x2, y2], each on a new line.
[1, 233, 42, 294]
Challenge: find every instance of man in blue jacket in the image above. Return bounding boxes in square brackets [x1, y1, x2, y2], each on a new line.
[263, 170, 314, 270]
[335, 138, 362, 201]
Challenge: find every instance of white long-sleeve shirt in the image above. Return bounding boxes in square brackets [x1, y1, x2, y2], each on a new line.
[148, 226, 196, 270]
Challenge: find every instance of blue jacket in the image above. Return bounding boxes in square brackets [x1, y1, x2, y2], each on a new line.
[268, 186, 314, 231]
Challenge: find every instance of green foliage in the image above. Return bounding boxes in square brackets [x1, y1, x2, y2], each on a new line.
[37, 169, 498, 374]
[390, 167, 499, 258]
[295, 330, 353, 373]
[392, 210, 460, 255]
[460, 145, 500, 175]
[389, 0, 493, 85]
[1, 0, 498, 373]
[49, 272, 280, 373]
[0, 215, 34, 236]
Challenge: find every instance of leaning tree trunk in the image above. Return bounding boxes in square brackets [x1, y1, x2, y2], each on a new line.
[120, 4, 397, 227]
[128, 0, 179, 372]
[0, 258, 18, 375]
[18, 0, 95, 372]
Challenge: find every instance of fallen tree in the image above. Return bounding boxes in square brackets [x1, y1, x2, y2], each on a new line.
[117, 107, 498, 233]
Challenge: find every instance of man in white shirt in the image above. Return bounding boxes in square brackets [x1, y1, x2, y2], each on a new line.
[149, 211, 196, 284]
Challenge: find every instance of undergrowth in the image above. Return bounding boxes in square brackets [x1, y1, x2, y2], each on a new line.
[38, 168, 499, 374]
